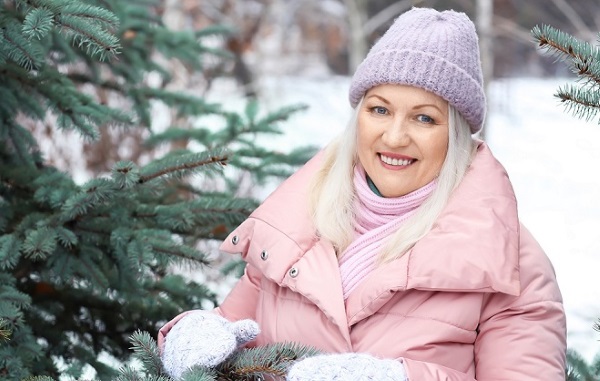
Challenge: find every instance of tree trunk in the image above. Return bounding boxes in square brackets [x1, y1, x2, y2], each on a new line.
[476, 0, 493, 138]
[344, 0, 368, 73]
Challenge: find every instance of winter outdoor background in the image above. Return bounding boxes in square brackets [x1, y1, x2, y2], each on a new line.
[37, 0, 600, 371]
[197, 74, 600, 363]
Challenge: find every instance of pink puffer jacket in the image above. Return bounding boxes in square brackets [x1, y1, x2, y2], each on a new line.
[159, 143, 566, 380]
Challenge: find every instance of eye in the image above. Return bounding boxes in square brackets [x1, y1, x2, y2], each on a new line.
[369, 106, 389, 115]
[416, 114, 435, 124]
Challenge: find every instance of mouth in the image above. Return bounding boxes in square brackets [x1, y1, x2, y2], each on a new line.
[379, 153, 416, 167]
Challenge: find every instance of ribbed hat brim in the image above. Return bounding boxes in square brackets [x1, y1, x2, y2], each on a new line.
[348, 7, 486, 133]
[349, 48, 486, 132]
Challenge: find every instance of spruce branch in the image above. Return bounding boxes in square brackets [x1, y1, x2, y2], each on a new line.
[77, 247, 110, 288]
[148, 238, 210, 265]
[60, 3, 120, 30]
[180, 367, 218, 381]
[556, 83, 600, 122]
[112, 161, 141, 189]
[139, 150, 229, 183]
[0, 234, 21, 270]
[0, 20, 44, 69]
[532, 24, 600, 123]
[21, 227, 57, 261]
[22, 8, 54, 40]
[217, 342, 322, 380]
[55, 4, 121, 61]
[532, 24, 600, 86]
[532, 24, 595, 62]
[129, 330, 165, 376]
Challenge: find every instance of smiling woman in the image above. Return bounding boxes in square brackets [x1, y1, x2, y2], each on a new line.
[158, 7, 566, 381]
[357, 84, 450, 198]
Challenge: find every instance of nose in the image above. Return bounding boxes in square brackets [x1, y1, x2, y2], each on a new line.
[382, 117, 410, 147]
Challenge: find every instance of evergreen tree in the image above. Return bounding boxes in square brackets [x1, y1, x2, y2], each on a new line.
[0, 0, 315, 379]
[532, 24, 600, 381]
[532, 24, 600, 123]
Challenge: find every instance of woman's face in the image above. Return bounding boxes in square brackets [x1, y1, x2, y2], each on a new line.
[357, 84, 449, 198]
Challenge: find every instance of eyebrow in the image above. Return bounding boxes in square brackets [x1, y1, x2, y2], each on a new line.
[365, 94, 445, 113]
[413, 104, 445, 114]
[365, 94, 391, 105]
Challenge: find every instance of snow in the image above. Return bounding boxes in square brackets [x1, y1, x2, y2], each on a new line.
[487, 78, 600, 362]
[204, 75, 600, 362]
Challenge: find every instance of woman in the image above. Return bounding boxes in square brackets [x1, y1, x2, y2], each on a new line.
[159, 7, 566, 380]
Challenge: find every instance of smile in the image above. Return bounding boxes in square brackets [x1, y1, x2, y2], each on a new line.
[380, 154, 415, 167]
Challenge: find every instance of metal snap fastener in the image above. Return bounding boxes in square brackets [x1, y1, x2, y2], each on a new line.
[289, 267, 299, 278]
[260, 250, 268, 260]
[231, 235, 239, 245]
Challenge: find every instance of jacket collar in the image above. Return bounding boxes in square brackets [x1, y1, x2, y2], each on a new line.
[405, 141, 521, 296]
[222, 142, 520, 304]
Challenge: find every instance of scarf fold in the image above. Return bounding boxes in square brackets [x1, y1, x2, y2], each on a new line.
[338, 165, 436, 299]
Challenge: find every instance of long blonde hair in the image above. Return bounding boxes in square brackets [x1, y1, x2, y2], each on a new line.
[309, 100, 477, 261]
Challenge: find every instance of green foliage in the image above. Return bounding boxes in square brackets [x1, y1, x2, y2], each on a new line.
[122, 330, 321, 381]
[145, 100, 313, 186]
[0, 0, 315, 379]
[565, 348, 600, 381]
[532, 24, 600, 123]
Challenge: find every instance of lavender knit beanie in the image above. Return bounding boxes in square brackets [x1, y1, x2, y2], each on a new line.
[349, 7, 486, 133]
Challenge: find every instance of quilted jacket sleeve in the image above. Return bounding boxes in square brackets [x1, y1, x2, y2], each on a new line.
[402, 226, 566, 380]
[471, 228, 566, 380]
[213, 262, 261, 321]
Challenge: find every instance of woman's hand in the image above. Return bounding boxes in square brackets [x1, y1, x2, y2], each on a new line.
[161, 311, 260, 379]
[287, 353, 407, 381]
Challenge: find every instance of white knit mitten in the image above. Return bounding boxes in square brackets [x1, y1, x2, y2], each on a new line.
[286, 353, 407, 381]
[161, 311, 260, 379]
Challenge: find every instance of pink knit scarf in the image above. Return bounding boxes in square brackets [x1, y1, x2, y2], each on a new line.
[338, 165, 436, 299]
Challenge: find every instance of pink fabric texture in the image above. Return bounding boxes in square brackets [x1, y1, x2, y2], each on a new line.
[339, 165, 435, 299]
[159, 143, 567, 380]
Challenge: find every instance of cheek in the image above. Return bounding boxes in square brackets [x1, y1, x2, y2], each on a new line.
[431, 133, 449, 168]
[356, 121, 373, 152]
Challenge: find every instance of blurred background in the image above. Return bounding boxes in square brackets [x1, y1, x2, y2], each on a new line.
[40, 0, 599, 176]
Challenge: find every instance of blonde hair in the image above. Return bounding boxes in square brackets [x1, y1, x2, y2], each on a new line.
[309, 100, 477, 261]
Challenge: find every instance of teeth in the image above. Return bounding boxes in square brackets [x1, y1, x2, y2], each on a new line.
[380, 154, 413, 166]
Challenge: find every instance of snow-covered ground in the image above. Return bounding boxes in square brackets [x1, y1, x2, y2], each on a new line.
[204, 75, 600, 362]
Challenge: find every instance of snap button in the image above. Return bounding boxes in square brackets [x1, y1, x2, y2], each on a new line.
[231, 235, 239, 245]
[260, 250, 268, 260]
[289, 267, 299, 278]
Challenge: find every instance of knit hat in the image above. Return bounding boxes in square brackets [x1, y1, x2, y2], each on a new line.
[349, 7, 486, 133]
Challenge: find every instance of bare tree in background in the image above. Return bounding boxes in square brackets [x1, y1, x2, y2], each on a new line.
[343, 0, 368, 72]
[342, 0, 423, 72]
[476, 0, 493, 138]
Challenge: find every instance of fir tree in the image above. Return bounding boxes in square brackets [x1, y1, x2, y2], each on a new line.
[0, 0, 315, 379]
[532, 24, 600, 123]
[532, 24, 600, 381]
